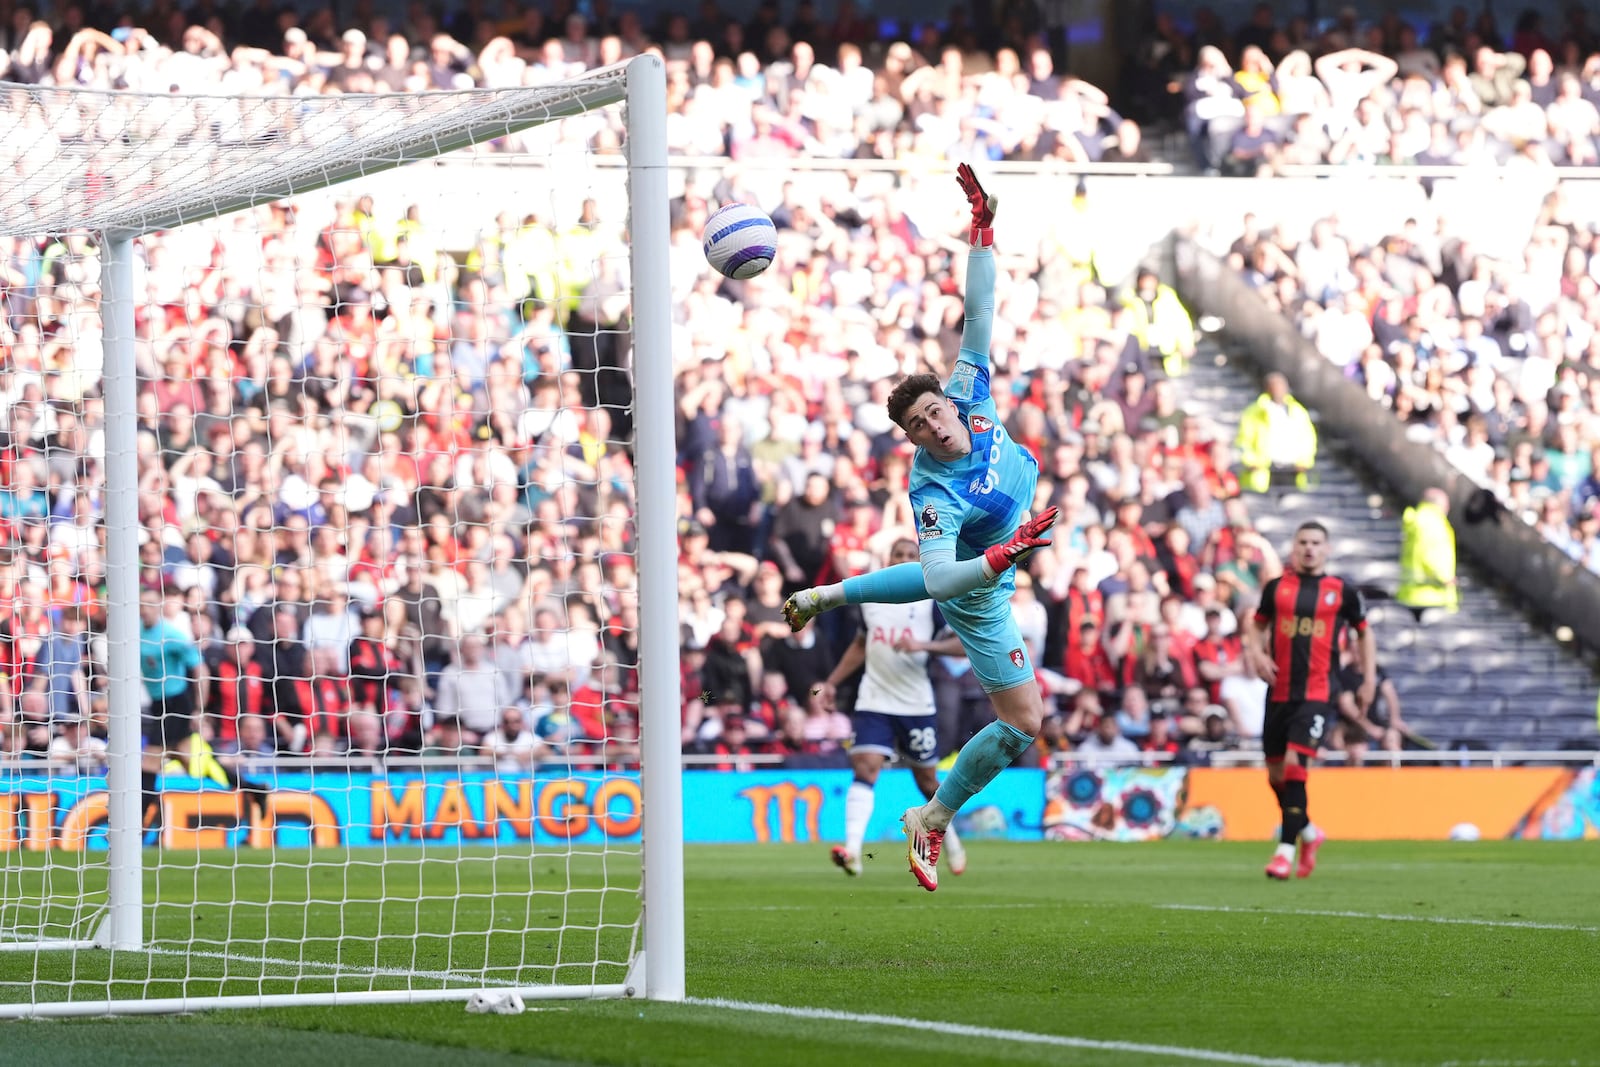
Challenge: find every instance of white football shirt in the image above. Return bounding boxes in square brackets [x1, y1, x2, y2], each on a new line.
[856, 601, 941, 718]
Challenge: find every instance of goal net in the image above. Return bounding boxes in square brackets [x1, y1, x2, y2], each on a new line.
[0, 56, 683, 1017]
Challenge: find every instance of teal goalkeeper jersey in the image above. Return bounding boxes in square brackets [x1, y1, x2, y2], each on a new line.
[909, 250, 1039, 564]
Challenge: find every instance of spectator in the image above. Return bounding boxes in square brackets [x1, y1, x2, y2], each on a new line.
[1121, 268, 1197, 377]
[769, 472, 839, 594]
[1314, 47, 1399, 125]
[1116, 685, 1154, 739]
[1334, 638, 1407, 767]
[219, 713, 277, 764]
[302, 585, 358, 674]
[1025, 713, 1074, 767]
[1172, 465, 1227, 551]
[1064, 618, 1117, 697]
[1397, 487, 1460, 620]
[433, 633, 514, 744]
[1183, 45, 1246, 173]
[1186, 704, 1237, 756]
[48, 715, 107, 775]
[710, 713, 763, 771]
[1129, 624, 1197, 709]
[421, 716, 469, 759]
[345, 709, 389, 761]
[1141, 706, 1182, 759]
[33, 604, 88, 725]
[1075, 710, 1140, 766]
[484, 707, 544, 775]
[688, 417, 762, 554]
[764, 624, 832, 715]
[1235, 372, 1318, 493]
[1223, 97, 1280, 176]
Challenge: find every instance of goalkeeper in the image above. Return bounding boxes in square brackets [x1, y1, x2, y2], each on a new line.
[783, 165, 1055, 892]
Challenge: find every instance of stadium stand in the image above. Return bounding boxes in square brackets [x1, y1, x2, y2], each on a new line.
[1223, 187, 1600, 584]
[1, 0, 1596, 783]
[1184, 347, 1599, 752]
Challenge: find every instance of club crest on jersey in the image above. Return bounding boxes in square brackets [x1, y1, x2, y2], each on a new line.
[1325, 592, 1337, 605]
[920, 505, 939, 529]
[970, 415, 992, 434]
[1009, 648, 1025, 669]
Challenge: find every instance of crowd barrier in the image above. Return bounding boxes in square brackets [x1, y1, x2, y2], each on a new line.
[2, 764, 1595, 850]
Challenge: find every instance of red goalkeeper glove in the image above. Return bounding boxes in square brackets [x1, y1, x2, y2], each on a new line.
[956, 162, 997, 248]
[983, 506, 1058, 577]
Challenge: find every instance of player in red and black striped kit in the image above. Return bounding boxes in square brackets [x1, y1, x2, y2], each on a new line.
[1242, 521, 1376, 881]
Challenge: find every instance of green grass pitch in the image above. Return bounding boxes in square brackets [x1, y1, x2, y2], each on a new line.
[2, 840, 1597, 1066]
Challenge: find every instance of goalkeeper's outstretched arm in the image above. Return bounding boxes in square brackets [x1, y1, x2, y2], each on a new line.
[952, 162, 997, 382]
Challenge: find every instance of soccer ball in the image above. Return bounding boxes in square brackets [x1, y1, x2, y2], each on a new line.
[702, 202, 776, 280]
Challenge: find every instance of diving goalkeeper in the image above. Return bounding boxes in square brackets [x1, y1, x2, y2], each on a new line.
[783, 164, 1055, 892]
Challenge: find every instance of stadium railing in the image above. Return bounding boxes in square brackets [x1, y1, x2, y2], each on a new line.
[0, 753, 790, 775]
[12, 749, 1597, 776]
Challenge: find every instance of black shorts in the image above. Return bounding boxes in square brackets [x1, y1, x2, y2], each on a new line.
[143, 687, 195, 749]
[1263, 700, 1336, 760]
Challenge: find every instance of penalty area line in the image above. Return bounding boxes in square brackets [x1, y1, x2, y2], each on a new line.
[690, 997, 1359, 1067]
[1155, 904, 1598, 933]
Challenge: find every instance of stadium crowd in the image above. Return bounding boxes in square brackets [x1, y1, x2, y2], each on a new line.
[1133, 3, 1600, 176]
[1229, 183, 1600, 575]
[0, 0, 1485, 781]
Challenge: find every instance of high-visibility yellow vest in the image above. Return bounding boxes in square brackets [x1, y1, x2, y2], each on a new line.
[1397, 502, 1459, 611]
[164, 735, 232, 787]
[1234, 392, 1318, 493]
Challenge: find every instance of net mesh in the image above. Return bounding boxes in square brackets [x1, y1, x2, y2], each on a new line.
[0, 69, 650, 1011]
[0, 68, 629, 236]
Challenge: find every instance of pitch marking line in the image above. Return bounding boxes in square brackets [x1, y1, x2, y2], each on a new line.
[723, 902, 1048, 912]
[1156, 904, 1599, 932]
[692, 997, 1359, 1067]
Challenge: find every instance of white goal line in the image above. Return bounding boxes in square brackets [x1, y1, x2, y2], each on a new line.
[1155, 904, 1599, 932]
[691, 998, 1359, 1067]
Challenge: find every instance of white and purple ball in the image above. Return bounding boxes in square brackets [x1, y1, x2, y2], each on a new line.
[702, 202, 776, 280]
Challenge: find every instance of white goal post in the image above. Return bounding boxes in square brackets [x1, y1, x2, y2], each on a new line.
[0, 55, 682, 1016]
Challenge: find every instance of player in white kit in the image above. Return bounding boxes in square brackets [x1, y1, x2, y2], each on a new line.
[814, 540, 970, 877]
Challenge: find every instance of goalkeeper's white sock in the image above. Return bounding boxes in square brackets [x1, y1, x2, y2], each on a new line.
[844, 779, 874, 857]
[920, 796, 959, 833]
[814, 583, 847, 610]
